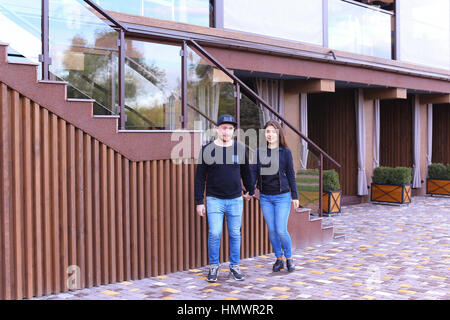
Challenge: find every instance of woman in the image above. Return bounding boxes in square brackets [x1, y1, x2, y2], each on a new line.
[253, 120, 299, 272]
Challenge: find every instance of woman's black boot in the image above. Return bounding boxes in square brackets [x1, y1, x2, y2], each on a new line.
[272, 259, 284, 272]
[286, 258, 295, 272]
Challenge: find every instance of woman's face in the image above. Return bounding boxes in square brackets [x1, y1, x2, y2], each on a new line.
[265, 125, 279, 145]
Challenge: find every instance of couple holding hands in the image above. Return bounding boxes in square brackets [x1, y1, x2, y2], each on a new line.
[194, 114, 299, 282]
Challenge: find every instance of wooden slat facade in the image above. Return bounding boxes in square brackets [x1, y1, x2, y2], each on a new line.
[432, 104, 450, 164]
[379, 95, 413, 168]
[0, 83, 271, 300]
[307, 89, 358, 196]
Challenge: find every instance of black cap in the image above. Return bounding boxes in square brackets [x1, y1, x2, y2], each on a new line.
[216, 114, 237, 127]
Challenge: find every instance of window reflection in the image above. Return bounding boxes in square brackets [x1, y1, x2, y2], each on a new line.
[328, 0, 392, 59]
[123, 40, 182, 130]
[94, 0, 211, 27]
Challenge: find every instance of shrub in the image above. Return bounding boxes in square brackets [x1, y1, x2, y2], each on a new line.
[390, 167, 412, 185]
[428, 163, 447, 179]
[372, 166, 393, 184]
[323, 169, 340, 192]
[372, 166, 412, 185]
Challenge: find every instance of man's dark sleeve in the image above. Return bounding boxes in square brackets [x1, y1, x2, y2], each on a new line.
[194, 147, 207, 205]
[241, 146, 255, 196]
[286, 148, 299, 200]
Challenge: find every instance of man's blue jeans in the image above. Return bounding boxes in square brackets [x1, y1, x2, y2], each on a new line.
[206, 196, 243, 266]
[259, 192, 292, 258]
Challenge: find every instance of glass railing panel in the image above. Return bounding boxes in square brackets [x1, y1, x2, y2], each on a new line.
[48, 0, 118, 114]
[328, 0, 392, 59]
[240, 91, 265, 132]
[186, 44, 236, 136]
[93, 0, 211, 27]
[296, 147, 321, 214]
[0, 0, 41, 66]
[121, 39, 182, 130]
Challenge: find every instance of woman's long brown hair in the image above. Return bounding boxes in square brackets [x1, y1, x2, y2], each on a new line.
[264, 120, 289, 149]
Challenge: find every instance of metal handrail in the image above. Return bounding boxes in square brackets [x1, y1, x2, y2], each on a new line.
[83, 0, 128, 32]
[188, 40, 341, 169]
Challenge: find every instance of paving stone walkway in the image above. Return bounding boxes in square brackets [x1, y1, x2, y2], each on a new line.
[33, 196, 449, 300]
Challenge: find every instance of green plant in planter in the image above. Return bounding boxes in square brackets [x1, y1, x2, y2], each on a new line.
[323, 169, 340, 191]
[390, 167, 412, 185]
[371, 166, 412, 204]
[372, 166, 412, 185]
[372, 166, 393, 184]
[428, 163, 447, 179]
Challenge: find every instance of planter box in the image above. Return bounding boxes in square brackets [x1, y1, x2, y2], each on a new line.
[322, 190, 341, 214]
[370, 183, 411, 204]
[426, 178, 450, 196]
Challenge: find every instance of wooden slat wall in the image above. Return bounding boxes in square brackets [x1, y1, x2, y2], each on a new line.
[0, 84, 271, 300]
[307, 89, 358, 196]
[432, 104, 450, 165]
[379, 95, 413, 168]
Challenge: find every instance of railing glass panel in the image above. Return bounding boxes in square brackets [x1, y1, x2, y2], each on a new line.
[94, 0, 211, 27]
[296, 147, 321, 214]
[328, 0, 392, 59]
[0, 0, 41, 65]
[122, 39, 182, 130]
[186, 44, 236, 135]
[48, 0, 118, 114]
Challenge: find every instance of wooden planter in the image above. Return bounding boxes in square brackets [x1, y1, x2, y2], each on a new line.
[426, 178, 450, 196]
[322, 190, 341, 214]
[370, 183, 412, 204]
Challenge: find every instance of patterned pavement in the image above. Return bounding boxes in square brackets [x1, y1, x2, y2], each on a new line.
[33, 196, 449, 300]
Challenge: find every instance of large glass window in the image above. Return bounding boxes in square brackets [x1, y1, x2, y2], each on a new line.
[222, 0, 323, 46]
[397, 0, 450, 70]
[328, 0, 392, 59]
[94, 0, 211, 27]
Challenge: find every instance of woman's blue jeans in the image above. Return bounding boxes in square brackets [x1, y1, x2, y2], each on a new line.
[259, 192, 293, 258]
[206, 196, 243, 266]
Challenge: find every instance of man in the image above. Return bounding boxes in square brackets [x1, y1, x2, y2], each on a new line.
[194, 114, 254, 282]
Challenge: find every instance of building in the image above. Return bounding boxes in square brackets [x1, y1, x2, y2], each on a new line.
[0, 0, 449, 299]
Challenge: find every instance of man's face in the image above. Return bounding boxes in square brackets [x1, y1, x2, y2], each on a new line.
[216, 123, 235, 142]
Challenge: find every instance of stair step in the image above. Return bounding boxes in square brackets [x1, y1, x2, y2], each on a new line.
[39, 80, 68, 85]
[93, 114, 120, 118]
[67, 98, 96, 103]
[7, 60, 39, 67]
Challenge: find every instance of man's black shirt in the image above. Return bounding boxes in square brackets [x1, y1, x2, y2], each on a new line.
[194, 140, 254, 205]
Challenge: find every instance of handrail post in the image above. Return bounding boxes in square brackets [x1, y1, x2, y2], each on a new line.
[235, 82, 240, 141]
[118, 29, 126, 129]
[40, 0, 50, 80]
[181, 41, 188, 129]
[319, 153, 323, 217]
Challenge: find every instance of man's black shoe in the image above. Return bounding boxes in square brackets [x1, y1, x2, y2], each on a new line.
[229, 264, 245, 281]
[207, 264, 219, 282]
[286, 258, 295, 272]
[272, 259, 284, 272]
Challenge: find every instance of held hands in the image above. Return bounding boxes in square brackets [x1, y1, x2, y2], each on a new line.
[242, 192, 253, 201]
[292, 199, 299, 209]
[196, 204, 205, 217]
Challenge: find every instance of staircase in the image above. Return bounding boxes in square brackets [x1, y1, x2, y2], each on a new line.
[288, 207, 343, 250]
[0, 40, 340, 248]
